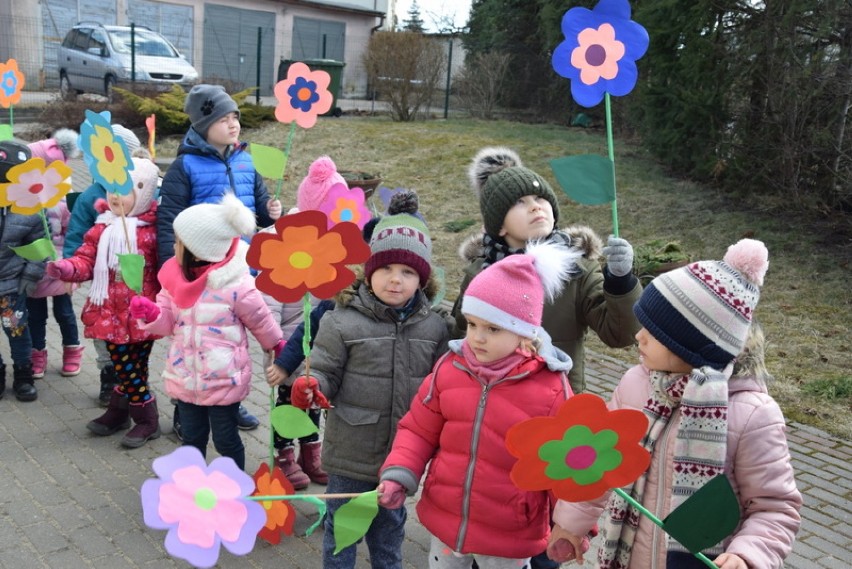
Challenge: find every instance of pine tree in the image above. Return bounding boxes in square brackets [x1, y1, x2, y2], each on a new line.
[402, 1, 426, 33]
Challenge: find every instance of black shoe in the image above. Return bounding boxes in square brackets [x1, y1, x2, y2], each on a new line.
[13, 363, 37, 402]
[98, 367, 117, 407]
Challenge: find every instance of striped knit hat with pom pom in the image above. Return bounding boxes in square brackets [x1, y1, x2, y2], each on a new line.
[468, 146, 560, 238]
[633, 238, 770, 370]
[173, 192, 257, 262]
[462, 240, 581, 339]
[365, 190, 432, 287]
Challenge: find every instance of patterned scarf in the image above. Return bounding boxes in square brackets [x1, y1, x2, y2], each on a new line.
[481, 230, 577, 269]
[599, 366, 730, 568]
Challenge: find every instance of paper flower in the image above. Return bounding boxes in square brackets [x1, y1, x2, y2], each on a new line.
[0, 58, 25, 108]
[252, 462, 296, 545]
[79, 109, 134, 194]
[552, 0, 649, 108]
[273, 62, 333, 128]
[318, 182, 371, 229]
[506, 393, 650, 502]
[247, 210, 371, 303]
[141, 446, 266, 569]
[0, 158, 73, 214]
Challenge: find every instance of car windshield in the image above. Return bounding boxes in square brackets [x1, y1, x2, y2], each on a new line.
[108, 29, 178, 57]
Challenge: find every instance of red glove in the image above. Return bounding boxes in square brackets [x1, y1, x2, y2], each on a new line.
[377, 481, 407, 509]
[46, 260, 74, 280]
[129, 296, 160, 322]
[290, 376, 330, 410]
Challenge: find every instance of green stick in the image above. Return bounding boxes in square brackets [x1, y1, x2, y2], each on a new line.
[39, 209, 56, 260]
[247, 492, 364, 502]
[613, 488, 717, 569]
[604, 93, 619, 237]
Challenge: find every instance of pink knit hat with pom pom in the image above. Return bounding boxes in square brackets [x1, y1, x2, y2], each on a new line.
[27, 128, 80, 164]
[297, 156, 346, 211]
[633, 238, 769, 370]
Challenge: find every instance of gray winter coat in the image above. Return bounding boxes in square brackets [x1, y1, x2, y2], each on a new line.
[0, 208, 47, 296]
[295, 279, 450, 483]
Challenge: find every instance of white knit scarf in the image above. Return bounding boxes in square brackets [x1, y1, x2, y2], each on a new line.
[598, 366, 729, 568]
[89, 211, 148, 305]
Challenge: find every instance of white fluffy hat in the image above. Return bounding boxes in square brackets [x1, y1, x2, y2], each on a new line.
[173, 193, 257, 262]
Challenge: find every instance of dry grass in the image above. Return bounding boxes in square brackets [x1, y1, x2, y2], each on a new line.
[158, 115, 852, 439]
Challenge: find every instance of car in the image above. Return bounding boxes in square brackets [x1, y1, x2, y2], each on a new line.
[58, 23, 199, 102]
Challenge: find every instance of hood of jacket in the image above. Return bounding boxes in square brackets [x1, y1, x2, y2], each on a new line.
[447, 326, 573, 373]
[179, 127, 247, 160]
[458, 224, 603, 263]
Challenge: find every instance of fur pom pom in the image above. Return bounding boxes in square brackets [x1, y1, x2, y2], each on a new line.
[306, 156, 339, 186]
[525, 240, 582, 302]
[723, 238, 769, 286]
[467, 147, 523, 196]
[220, 192, 257, 236]
[388, 189, 419, 216]
[52, 128, 80, 159]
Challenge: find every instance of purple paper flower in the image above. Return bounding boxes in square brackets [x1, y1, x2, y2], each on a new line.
[552, 0, 649, 108]
[141, 446, 266, 568]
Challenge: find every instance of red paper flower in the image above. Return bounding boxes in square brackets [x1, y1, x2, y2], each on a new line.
[252, 462, 296, 545]
[273, 61, 333, 128]
[247, 210, 371, 303]
[506, 393, 650, 502]
[0, 58, 25, 108]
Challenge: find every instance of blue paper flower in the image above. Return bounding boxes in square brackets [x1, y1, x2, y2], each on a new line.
[552, 0, 649, 108]
[288, 76, 321, 112]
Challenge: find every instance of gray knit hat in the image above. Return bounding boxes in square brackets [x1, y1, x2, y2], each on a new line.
[364, 191, 432, 287]
[468, 147, 560, 238]
[184, 84, 240, 137]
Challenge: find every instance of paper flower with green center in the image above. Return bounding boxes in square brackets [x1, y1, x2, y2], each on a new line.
[141, 446, 266, 569]
[273, 61, 333, 128]
[318, 182, 371, 229]
[0, 158, 73, 214]
[247, 210, 371, 303]
[78, 109, 134, 194]
[0, 58, 25, 108]
[506, 393, 650, 502]
[552, 0, 649, 108]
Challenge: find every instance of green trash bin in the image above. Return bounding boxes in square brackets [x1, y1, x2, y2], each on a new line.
[277, 58, 345, 117]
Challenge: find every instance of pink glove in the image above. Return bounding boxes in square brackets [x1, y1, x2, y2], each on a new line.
[46, 260, 74, 280]
[129, 296, 160, 322]
[273, 339, 287, 359]
[378, 481, 407, 509]
[290, 376, 330, 410]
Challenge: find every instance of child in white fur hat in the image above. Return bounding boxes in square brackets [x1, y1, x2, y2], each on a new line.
[378, 241, 580, 569]
[548, 239, 802, 569]
[130, 193, 284, 471]
[47, 157, 162, 448]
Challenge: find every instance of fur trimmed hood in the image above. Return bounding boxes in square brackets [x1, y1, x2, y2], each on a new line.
[457, 225, 603, 263]
[334, 265, 442, 308]
[206, 240, 250, 290]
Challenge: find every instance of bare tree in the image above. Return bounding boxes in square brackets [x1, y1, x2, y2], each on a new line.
[454, 50, 511, 119]
[363, 31, 446, 121]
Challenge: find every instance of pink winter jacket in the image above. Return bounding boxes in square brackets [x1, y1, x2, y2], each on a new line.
[552, 365, 802, 569]
[142, 242, 282, 406]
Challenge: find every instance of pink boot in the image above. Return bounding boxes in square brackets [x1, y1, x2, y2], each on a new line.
[298, 441, 329, 485]
[61, 345, 84, 377]
[31, 349, 47, 379]
[276, 446, 310, 490]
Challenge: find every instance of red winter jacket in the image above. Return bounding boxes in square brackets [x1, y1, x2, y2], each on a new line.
[381, 342, 573, 559]
[62, 203, 160, 344]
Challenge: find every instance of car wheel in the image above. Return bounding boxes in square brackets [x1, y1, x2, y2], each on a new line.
[59, 74, 76, 101]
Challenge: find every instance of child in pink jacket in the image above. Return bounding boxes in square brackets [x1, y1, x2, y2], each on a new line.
[548, 239, 802, 569]
[130, 193, 283, 470]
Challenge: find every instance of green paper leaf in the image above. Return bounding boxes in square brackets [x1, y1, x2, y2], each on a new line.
[10, 238, 56, 261]
[333, 490, 379, 554]
[550, 155, 616, 205]
[118, 253, 144, 294]
[271, 404, 319, 439]
[299, 496, 327, 536]
[0, 124, 12, 141]
[662, 475, 740, 554]
[430, 266, 446, 308]
[250, 143, 287, 180]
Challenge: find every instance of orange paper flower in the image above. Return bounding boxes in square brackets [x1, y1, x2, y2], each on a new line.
[252, 462, 296, 545]
[506, 393, 650, 502]
[247, 210, 371, 303]
[0, 158, 73, 214]
[0, 58, 25, 108]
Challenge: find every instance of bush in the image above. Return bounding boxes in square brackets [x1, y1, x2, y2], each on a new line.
[454, 51, 510, 119]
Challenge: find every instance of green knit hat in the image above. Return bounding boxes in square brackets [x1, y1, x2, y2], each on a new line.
[468, 147, 560, 238]
[365, 191, 432, 286]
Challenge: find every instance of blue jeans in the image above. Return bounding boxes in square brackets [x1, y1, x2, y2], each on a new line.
[0, 293, 31, 365]
[27, 294, 79, 348]
[177, 401, 244, 470]
[323, 474, 406, 569]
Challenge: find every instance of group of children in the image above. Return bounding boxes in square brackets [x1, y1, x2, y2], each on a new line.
[0, 83, 802, 568]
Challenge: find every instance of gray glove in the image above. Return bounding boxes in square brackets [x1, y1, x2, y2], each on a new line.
[17, 279, 37, 298]
[602, 236, 634, 277]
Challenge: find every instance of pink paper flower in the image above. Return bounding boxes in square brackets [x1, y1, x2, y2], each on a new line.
[273, 61, 333, 128]
[318, 182, 371, 229]
[0, 158, 73, 215]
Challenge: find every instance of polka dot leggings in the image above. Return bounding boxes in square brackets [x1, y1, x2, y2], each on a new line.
[107, 341, 154, 404]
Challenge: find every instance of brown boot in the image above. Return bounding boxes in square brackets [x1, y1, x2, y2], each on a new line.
[121, 396, 161, 448]
[87, 387, 130, 435]
[298, 441, 329, 485]
[276, 445, 310, 490]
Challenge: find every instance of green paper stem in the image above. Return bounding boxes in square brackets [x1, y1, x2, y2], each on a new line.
[613, 488, 717, 569]
[301, 292, 311, 360]
[605, 93, 619, 238]
[247, 492, 365, 501]
[273, 122, 298, 201]
[269, 386, 276, 470]
[39, 210, 56, 260]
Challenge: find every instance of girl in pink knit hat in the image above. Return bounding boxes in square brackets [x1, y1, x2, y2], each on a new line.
[378, 240, 582, 569]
